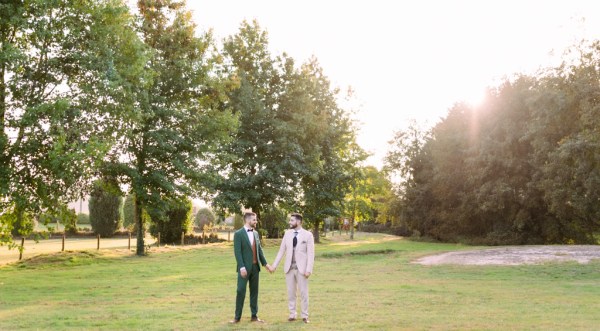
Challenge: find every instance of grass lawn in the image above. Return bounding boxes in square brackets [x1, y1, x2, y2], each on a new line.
[0, 232, 598, 330]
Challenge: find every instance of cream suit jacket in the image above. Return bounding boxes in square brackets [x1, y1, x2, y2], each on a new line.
[272, 228, 315, 274]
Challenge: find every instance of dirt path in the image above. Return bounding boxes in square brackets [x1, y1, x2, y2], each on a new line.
[414, 245, 600, 265]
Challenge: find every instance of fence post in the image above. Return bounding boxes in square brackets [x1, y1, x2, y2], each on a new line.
[62, 233, 65, 252]
[157, 232, 161, 247]
[228, 230, 230, 242]
[19, 237, 25, 260]
[97, 234, 100, 250]
[128, 232, 131, 250]
[181, 232, 185, 246]
[202, 230, 205, 244]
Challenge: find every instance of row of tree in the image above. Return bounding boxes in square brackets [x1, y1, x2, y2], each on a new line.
[385, 41, 600, 244]
[0, 0, 370, 255]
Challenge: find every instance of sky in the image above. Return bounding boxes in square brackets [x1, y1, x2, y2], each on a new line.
[184, 0, 600, 168]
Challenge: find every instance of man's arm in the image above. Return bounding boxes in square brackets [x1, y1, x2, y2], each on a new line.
[271, 231, 287, 270]
[233, 232, 246, 274]
[305, 231, 315, 276]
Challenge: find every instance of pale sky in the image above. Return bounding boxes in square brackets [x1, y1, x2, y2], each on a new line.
[186, 0, 600, 168]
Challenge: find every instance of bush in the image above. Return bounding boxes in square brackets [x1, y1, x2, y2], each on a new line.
[89, 179, 123, 237]
[261, 206, 287, 238]
[77, 213, 90, 224]
[233, 214, 244, 229]
[122, 194, 135, 230]
[149, 198, 193, 244]
[9, 211, 34, 237]
[194, 207, 215, 231]
[61, 208, 78, 234]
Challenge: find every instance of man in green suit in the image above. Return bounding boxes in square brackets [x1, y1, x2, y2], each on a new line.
[230, 212, 273, 324]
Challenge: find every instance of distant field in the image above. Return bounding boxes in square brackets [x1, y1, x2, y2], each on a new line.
[1, 233, 598, 330]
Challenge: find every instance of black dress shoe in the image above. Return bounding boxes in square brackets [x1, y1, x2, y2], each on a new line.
[229, 318, 240, 324]
[302, 318, 310, 324]
[251, 317, 265, 323]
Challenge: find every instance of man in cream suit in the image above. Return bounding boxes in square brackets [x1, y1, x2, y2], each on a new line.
[271, 213, 315, 323]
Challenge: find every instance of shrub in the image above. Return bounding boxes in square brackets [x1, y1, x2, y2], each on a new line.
[122, 194, 135, 230]
[8, 210, 34, 237]
[261, 206, 287, 238]
[61, 208, 78, 234]
[77, 213, 90, 224]
[194, 207, 215, 231]
[89, 179, 123, 237]
[233, 214, 244, 229]
[149, 198, 193, 244]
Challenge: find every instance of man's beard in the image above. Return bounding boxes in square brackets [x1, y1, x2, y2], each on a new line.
[289, 224, 297, 229]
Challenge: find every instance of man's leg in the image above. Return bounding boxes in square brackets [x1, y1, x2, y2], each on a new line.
[297, 272, 309, 319]
[285, 269, 298, 319]
[249, 264, 260, 317]
[235, 272, 249, 320]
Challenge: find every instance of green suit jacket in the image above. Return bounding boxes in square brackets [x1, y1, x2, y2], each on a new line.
[234, 227, 267, 272]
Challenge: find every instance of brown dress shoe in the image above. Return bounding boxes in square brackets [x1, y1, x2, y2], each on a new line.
[251, 317, 265, 323]
[303, 318, 310, 324]
[229, 319, 240, 324]
[288, 317, 296, 322]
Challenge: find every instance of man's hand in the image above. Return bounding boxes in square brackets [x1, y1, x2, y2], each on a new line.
[240, 267, 247, 278]
[266, 264, 274, 274]
[304, 272, 311, 278]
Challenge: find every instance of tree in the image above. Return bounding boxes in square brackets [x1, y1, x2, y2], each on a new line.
[215, 21, 326, 222]
[89, 179, 122, 237]
[384, 41, 600, 244]
[194, 207, 215, 230]
[0, 0, 146, 247]
[149, 198, 193, 244]
[292, 58, 363, 242]
[105, 0, 235, 255]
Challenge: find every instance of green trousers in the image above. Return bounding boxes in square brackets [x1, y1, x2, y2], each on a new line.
[235, 263, 260, 319]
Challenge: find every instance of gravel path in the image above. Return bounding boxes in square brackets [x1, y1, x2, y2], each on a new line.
[414, 245, 600, 265]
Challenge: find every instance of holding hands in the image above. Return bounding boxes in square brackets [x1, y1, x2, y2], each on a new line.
[265, 264, 275, 274]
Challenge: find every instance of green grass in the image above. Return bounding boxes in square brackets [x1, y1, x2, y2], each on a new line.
[0, 233, 598, 330]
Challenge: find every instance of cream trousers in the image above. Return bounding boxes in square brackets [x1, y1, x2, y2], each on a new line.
[285, 266, 309, 319]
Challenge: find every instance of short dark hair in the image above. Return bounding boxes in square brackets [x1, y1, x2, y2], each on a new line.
[290, 213, 303, 222]
[244, 212, 256, 221]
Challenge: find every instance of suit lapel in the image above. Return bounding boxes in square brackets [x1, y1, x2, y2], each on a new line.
[240, 228, 251, 248]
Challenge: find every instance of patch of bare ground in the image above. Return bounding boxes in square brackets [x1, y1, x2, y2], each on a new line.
[414, 245, 600, 265]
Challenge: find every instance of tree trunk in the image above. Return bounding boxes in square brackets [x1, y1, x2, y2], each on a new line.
[312, 220, 320, 244]
[134, 196, 145, 256]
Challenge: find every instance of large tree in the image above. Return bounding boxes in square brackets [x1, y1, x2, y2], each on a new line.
[0, 0, 144, 247]
[105, 0, 235, 255]
[213, 21, 308, 220]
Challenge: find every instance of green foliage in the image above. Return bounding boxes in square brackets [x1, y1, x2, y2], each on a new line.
[9, 210, 34, 238]
[77, 213, 90, 225]
[194, 207, 215, 231]
[0, 0, 146, 247]
[122, 194, 135, 230]
[149, 198, 193, 244]
[89, 180, 123, 237]
[101, 0, 236, 255]
[61, 208, 78, 235]
[214, 21, 362, 230]
[260, 206, 287, 238]
[385, 41, 600, 244]
[233, 214, 244, 230]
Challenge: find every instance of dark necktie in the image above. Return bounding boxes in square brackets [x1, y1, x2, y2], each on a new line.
[293, 231, 298, 247]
